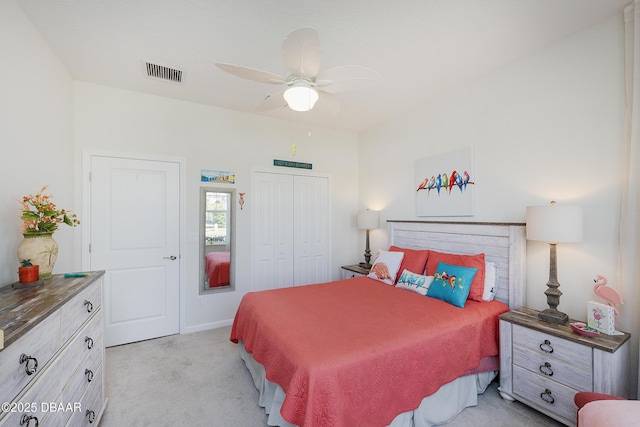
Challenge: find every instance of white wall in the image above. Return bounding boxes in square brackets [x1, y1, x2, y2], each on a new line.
[73, 82, 359, 332]
[0, 0, 76, 286]
[359, 14, 636, 394]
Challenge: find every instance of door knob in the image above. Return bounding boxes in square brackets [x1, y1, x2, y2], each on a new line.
[163, 255, 177, 260]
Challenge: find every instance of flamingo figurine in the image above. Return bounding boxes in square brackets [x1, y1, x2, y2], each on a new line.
[593, 275, 623, 315]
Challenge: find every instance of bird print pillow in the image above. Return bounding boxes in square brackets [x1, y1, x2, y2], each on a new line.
[396, 269, 434, 296]
[426, 262, 478, 308]
[367, 249, 404, 286]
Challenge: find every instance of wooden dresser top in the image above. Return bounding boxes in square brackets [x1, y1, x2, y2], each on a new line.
[0, 271, 104, 351]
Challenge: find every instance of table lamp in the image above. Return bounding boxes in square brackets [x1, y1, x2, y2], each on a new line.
[526, 201, 583, 324]
[357, 210, 379, 268]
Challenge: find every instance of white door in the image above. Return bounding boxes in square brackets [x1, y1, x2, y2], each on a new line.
[251, 172, 294, 291]
[293, 175, 330, 285]
[90, 156, 180, 347]
[251, 171, 330, 291]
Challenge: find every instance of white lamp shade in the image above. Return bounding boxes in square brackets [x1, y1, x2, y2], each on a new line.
[526, 203, 583, 243]
[283, 85, 319, 112]
[357, 210, 379, 230]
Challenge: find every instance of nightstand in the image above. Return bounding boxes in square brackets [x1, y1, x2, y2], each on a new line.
[341, 264, 371, 279]
[499, 308, 630, 426]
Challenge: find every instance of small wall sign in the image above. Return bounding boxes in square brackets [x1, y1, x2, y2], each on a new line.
[273, 159, 312, 170]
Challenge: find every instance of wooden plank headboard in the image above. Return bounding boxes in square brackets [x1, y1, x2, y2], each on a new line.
[387, 221, 526, 309]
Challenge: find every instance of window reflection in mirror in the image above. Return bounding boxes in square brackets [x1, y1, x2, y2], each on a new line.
[200, 187, 234, 293]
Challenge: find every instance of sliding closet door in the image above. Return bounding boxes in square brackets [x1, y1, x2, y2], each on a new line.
[251, 172, 294, 291]
[293, 175, 330, 286]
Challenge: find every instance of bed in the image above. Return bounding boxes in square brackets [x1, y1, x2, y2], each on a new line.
[206, 251, 230, 287]
[231, 221, 526, 426]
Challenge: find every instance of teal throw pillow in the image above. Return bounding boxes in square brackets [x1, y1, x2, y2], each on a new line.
[426, 262, 478, 308]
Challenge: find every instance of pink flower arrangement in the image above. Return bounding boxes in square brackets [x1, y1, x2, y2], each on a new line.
[20, 186, 80, 233]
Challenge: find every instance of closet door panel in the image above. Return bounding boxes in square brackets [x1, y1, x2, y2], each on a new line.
[294, 175, 330, 286]
[252, 173, 294, 291]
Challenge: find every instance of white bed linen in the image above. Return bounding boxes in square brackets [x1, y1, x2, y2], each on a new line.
[239, 341, 496, 427]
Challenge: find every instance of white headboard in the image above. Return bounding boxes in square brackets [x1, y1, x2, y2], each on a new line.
[388, 221, 526, 309]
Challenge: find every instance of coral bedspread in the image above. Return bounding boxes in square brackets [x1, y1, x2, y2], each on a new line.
[230, 276, 509, 427]
[206, 252, 230, 287]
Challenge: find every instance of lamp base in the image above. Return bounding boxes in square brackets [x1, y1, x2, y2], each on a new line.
[538, 308, 569, 325]
[362, 229, 372, 267]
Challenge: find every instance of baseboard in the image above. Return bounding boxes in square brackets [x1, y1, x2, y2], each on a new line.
[181, 319, 233, 334]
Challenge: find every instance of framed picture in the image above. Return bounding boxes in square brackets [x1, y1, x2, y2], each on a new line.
[201, 169, 236, 184]
[587, 301, 615, 335]
[415, 147, 474, 217]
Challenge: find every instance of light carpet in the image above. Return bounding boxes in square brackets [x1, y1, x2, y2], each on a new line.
[99, 326, 564, 427]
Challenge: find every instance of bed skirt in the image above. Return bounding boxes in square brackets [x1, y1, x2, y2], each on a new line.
[238, 342, 497, 427]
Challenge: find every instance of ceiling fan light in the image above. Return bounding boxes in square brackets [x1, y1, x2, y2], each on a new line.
[283, 85, 319, 112]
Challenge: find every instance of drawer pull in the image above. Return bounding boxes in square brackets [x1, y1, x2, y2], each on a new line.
[20, 414, 39, 427]
[85, 336, 94, 350]
[86, 410, 96, 424]
[85, 368, 94, 383]
[539, 362, 554, 376]
[539, 339, 554, 353]
[84, 300, 94, 313]
[540, 388, 555, 404]
[19, 353, 38, 375]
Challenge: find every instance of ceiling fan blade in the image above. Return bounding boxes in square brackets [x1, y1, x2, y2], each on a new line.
[282, 27, 321, 79]
[256, 91, 287, 111]
[216, 63, 286, 84]
[313, 90, 341, 116]
[316, 65, 382, 91]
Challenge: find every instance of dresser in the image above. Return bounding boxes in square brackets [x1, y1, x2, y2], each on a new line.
[499, 308, 630, 426]
[340, 264, 370, 279]
[0, 271, 106, 426]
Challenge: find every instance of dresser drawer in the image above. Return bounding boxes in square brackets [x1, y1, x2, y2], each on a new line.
[513, 365, 577, 423]
[61, 339, 103, 408]
[0, 311, 61, 407]
[0, 357, 63, 427]
[65, 364, 104, 427]
[61, 312, 103, 381]
[513, 344, 592, 391]
[61, 281, 102, 343]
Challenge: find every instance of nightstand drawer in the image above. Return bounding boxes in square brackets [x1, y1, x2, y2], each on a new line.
[341, 265, 370, 280]
[513, 324, 591, 367]
[513, 344, 592, 391]
[342, 270, 364, 279]
[513, 365, 578, 423]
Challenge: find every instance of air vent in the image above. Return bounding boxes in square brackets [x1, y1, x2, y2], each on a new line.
[144, 61, 183, 84]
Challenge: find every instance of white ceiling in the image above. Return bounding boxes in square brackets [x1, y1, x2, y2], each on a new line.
[17, 0, 629, 133]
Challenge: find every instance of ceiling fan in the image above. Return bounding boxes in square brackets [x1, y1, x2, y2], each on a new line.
[215, 27, 380, 113]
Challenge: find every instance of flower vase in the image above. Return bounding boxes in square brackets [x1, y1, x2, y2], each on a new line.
[17, 232, 58, 279]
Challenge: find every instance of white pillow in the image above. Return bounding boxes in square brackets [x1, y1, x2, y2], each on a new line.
[482, 262, 497, 301]
[396, 269, 434, 296]
[367, 249, 404, 285]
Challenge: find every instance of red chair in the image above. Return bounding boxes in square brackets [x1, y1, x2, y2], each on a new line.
[575, 391, 639, 426]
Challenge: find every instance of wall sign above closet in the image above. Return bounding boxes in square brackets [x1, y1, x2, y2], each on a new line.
[273, 159, 312, 170]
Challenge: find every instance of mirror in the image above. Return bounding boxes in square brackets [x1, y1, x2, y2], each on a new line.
[200, 187, 235, 293]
